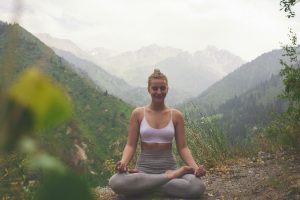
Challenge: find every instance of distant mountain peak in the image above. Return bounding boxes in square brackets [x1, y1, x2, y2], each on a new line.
[35, 33, 94, 62]
[35, 33, 84, 56]
[89, 47, 120, 58]
[0, 20, 8, 26]
[36, 33, 78, 47]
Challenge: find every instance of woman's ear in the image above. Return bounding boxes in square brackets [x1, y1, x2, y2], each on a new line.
[147, 86, 150, 93]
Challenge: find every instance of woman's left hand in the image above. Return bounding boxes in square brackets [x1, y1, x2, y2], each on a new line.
[194, 165, 206, 177]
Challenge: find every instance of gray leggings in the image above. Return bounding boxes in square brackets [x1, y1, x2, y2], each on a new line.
[109, 172, 206, 198]
[109, 150, 206, 198]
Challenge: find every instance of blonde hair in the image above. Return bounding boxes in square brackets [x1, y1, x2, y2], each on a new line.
[148, 69, 168, 87]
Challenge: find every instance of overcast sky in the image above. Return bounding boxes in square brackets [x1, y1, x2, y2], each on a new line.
[0, 0, 300, 61]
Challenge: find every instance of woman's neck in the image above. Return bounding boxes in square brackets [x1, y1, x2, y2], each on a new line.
[149, 102, 167, 111]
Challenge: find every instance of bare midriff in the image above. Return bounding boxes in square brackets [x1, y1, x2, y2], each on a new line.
[141, 141, 172, 151]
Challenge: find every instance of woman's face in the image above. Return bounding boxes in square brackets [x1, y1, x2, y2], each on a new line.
[148, 78, 168, 103]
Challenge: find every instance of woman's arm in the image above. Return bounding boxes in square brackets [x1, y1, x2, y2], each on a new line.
[117, 108, 140, 171]
[174, 110, 205, 176]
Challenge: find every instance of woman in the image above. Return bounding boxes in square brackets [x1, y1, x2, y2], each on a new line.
[109, 69, 206, 198]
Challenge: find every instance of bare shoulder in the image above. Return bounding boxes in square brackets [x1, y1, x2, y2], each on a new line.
[171, 108, 184, 124]
[171, 108, 184, 117]
[131, 107, 145, 122]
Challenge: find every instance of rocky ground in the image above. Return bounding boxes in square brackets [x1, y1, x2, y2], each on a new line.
[94, 151, 300, 200]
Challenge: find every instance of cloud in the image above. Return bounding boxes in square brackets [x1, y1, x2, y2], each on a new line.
[52, 13, 93, 31]
[0, 0, 299, 61]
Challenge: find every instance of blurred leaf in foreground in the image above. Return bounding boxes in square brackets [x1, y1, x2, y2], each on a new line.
[0, 67, 73, 151]
[27, 153, 66, 173]
[8, 67, 73, 130]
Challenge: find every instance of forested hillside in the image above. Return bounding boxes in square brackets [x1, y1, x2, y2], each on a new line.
[178, 47, 299, 142]
[0, 21, 132, 192]
[181, 49, 285, 112]
[52, 48, 135, 103]
[216, 74, 286, 140]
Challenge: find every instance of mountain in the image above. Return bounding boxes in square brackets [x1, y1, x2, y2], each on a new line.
[181, 49, 286, 113]
[36, 33, 245, 100]
[178, 47, 300, 140]
[36, 33, 94, 62]
[193, 46, 245, 75]
[216, 74, 286, 140]
[52, 48, 132, 99]
[88, 47, 120, 63]
[155, 47, 245, 97]
[100, 44, 183, 78]
[101, 45, 245, 96]
[53, 48, 189, 106]
[35, 34, 190, 105]
[0, 22, 132, 186]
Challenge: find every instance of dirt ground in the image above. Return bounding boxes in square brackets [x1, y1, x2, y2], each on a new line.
[94, 151, 300, 200]
[203, 151, 300, 200]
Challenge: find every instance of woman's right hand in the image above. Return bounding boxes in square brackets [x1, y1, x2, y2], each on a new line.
[115, 161, 128, 173]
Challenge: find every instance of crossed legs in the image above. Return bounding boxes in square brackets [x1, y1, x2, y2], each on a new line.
[109, 166, 206, 198]
[160, 174, 206, 198]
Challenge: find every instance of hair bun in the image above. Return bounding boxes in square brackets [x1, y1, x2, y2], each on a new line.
[148, 68, 168, 85]
[154, 68, 160, 73]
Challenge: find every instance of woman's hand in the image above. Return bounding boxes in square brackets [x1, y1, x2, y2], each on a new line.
[115, 161, 128, 173]
[194, 165, 206, 177]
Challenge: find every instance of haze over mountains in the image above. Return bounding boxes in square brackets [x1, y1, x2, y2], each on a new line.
[182, 49, 286, 112]
[36, 33, 245, 102]
[51, 48, 191, 106]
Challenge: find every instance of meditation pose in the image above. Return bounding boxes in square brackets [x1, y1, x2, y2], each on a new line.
[109, 69, 206, 198]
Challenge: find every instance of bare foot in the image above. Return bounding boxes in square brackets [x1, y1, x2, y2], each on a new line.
[165, 166, 194, 179]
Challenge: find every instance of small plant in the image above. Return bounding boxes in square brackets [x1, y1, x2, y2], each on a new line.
[263, 29, 300, 151]
[183, 111, 230, 168]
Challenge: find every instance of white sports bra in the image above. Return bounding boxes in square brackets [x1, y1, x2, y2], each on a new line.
[140, 107, 175, 143]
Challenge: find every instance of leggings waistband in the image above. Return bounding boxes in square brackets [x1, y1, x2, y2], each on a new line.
[136, 150, 177, 174]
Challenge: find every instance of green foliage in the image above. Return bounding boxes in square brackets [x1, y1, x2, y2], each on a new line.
[180, 72, 287, 160]
[265, 113, 300, 149]
[0, 100, 34, 151]
[263, 28, 300, 151]
[280, 29, 300, 121]
[102, 159, 116, 178]
[8, 67, 72, 131]
[217, 74, 286, 140]
[0, 21, 132, 199]
[0, 63, 97, 199]
[35, 170, 95, 200]
[183, 112, 229, 168]
[280, 0, 299, 18]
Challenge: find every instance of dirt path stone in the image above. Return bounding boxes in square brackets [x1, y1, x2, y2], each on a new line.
[94, 151, 300, 200]
[203, 151, 300, 200]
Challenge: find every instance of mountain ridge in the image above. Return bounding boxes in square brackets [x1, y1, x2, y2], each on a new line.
[180, 48, 286, 112]
[36, 33, 245, 99]
[1, 22, 132, 186]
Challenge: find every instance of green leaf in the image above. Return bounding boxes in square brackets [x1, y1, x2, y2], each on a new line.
[27, 153, 66, 173]
[8, 67, 73, 131]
